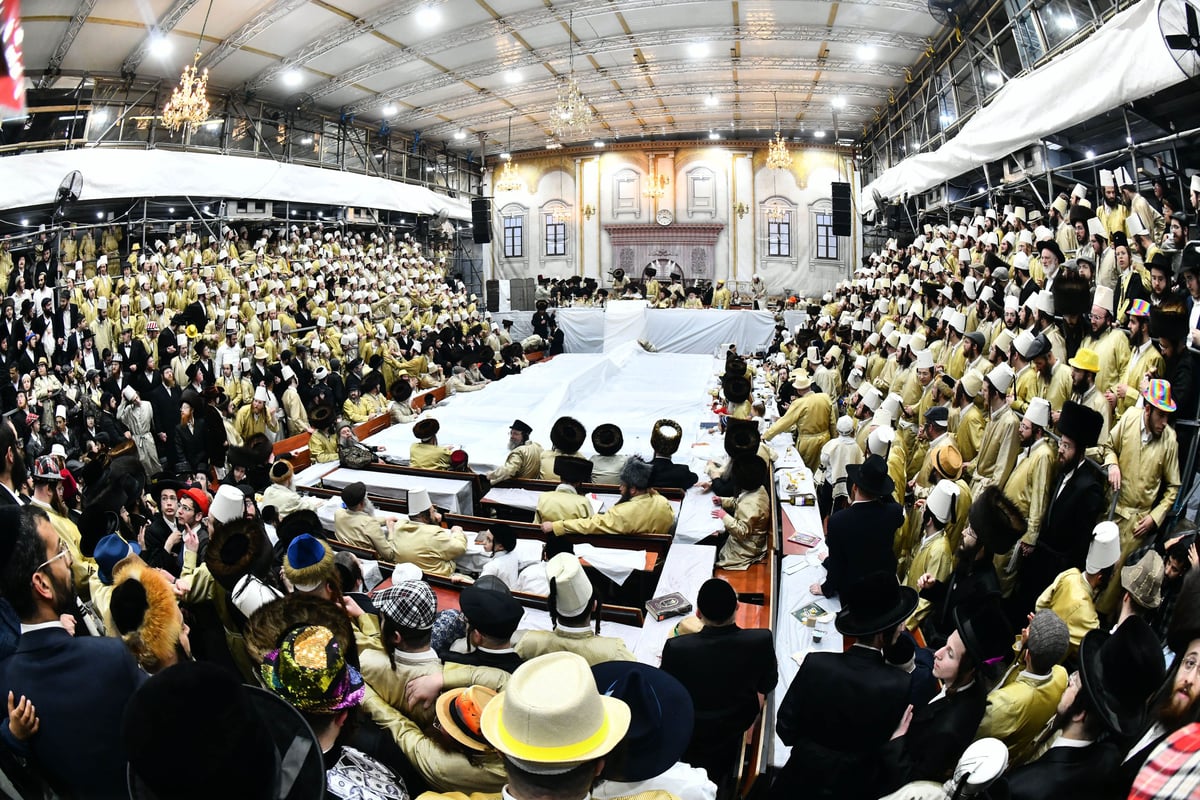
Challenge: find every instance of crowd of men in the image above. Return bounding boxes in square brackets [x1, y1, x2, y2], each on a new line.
[0, 168, 1196, 800]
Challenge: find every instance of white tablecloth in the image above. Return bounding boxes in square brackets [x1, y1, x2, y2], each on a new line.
[771, 552, 843, 768]
[320, 468, 474, 514]
[632, 542, 717, 665]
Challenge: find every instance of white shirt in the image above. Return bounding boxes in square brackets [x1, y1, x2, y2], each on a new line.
[480, 547, 521, 588]
[19, 620, 66, 635]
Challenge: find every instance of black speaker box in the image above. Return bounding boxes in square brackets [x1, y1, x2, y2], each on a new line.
[472, 197, 492, 244]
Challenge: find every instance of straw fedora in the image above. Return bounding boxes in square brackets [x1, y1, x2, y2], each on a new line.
[436, 686, 498, 752]
[479, 652, 630, 770]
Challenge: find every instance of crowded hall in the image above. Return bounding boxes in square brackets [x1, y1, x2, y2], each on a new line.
[6, 0, 1200, 798]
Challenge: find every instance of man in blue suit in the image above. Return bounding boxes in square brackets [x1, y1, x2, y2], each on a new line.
[0, 506, 145, 798]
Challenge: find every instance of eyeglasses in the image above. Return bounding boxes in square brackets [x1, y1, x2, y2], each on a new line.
[36, 540, 72, 573]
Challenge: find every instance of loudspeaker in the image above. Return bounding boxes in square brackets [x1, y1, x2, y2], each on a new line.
[831, 181, 852, 237]
[485, 280, 499, 313]
[472, 197, 492, 244]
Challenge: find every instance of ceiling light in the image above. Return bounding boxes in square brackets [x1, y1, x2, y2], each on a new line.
[205, 119, 222, 128]
[382, 104, 398, 116]
[832, 96, 846, 110]
[500, 151, 511, 160]
[708, 130, 720, 140]
[19, 219, 27, 227]
[545, 140, 561, 150]
[505, 70, 522, 84]
[96, 211, 104, 219]
[1056, 14, 1078, 32]
[813, 130, 826, 139]
[282, 69, 302, 88]
[203, 205, 210, 212]
[454, 128, 466, 140]
[168, 207, 175, 213]
[91, 107, 108, 124]
[300, 135, 313, 145]
[150, 35, 173, 59]
[688, 42, 710, 58]
[425, 165, 435, 172]
[705, 94, 718, 107]
[857, 45, 876, 61]
[1085, 149, 1096, 159]
[984, 71, 1002, 87]
[415, 6, 441, 28]
[291, 209, 297, 215]
[594, 140, 605, 148]
[317, 211, 323, 218]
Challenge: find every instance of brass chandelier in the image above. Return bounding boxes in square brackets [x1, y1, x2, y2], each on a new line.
[495, 115, 524, 192]
[766, 92, 792, 170]
[549, 12, 593, 138]
[161, 0, 214, 132]
[643, 170, 670, 200]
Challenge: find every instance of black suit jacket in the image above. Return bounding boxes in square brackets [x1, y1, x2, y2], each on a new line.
[1005, 740, 1122, 800]
[877, 676, 989, 793]
[1019, 462, 1106, 609]
[0, 626, 145, 799]
[661, 624, 778, 739]
[174, 419, 208, 474]
[648, 455, 698, 491]
[773, 645, 912, 800]
[821, 499, 903, 597]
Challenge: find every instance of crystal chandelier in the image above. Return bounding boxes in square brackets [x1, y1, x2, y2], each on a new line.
[766, 92, 791, 170]
[766, 203, 788, 222]
[162, 50, 211, 131]
[162, 1, 215, 133]
[643, 170, 670, 200]
[551, 206, 571, 223]
[549, 12, 593, 138]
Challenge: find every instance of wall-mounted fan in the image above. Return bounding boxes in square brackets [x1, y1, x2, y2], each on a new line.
[1160, 0, 1200, 80]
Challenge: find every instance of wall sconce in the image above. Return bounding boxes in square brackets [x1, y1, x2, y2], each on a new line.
[734, 202, 749, 219]
[583, 204, 596, 219]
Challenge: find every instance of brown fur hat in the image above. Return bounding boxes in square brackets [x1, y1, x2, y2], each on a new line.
[108, 557, 184, 674]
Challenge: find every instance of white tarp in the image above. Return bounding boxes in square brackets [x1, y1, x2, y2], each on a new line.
[0, 148, 472, 219]
[557, 307, 777, 354]
[366, 343, 718, 472]
[861, 0, 1189, 205]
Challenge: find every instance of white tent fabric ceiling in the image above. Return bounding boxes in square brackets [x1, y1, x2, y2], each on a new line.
[26, 0, 947, 153]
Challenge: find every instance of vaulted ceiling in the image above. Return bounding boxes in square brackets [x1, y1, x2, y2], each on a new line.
[26, 0, 949, 153]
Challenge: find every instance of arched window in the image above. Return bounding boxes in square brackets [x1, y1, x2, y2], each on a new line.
[686, 166, 717, 218]
[500, 203, 527, 260]
[761, 196, 796, 259]
[541, 201, 571, 258]
[810, 199, 843, 263]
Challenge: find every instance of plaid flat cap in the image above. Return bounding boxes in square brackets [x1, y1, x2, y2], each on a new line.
[374, 580, 436, 631]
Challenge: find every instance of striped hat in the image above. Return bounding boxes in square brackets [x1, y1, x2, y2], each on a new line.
[1143, 379, 1177, 413]
[1127, 299, 1151, 318]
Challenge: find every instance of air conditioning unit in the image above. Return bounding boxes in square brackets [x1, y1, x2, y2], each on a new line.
[226, 199, 273, 219]
[345, 206, 379, 223]
[920, 184, 949, 213]
[1002, 145, 1068, 183]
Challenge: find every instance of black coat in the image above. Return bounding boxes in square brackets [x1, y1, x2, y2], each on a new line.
[876, 677, 989, 793]
[820, 499, 903, 598]
[173, 419, 208, 475]
[1017, 461, 1106, 612]
[920, 557, 1002, 647]
[1005, 740, 1122, 800]
[661, 624, 777, 735]
[648, 455, 698, 491]
[772, 645, 912, 800]
[0, 627, 146, 798]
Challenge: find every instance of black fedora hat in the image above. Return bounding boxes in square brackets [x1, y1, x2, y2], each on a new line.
[835, 571, 918, 638]
[124, 661, 324, 800]
[953, 596, 1012, 665]
[731, 453, 767, 492]
[845, 454, 895, 499]
[591, 660, 694, 783]
[1079, 616, 1165, 737]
